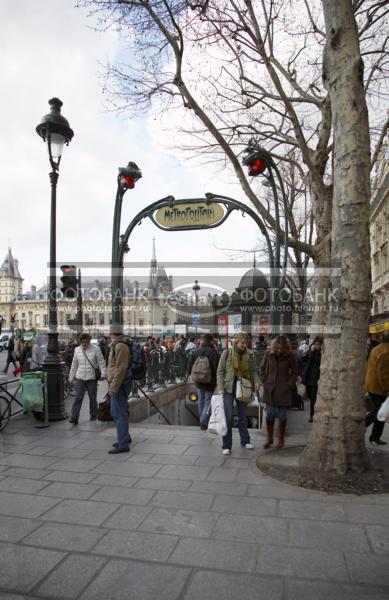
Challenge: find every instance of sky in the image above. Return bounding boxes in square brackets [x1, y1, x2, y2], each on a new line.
[0, 0, 263, 296]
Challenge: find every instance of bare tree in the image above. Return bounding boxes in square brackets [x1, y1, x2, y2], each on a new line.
[77, 0, 388, 475]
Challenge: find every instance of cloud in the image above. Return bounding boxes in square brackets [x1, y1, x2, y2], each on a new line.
[0, 0, 262, 292]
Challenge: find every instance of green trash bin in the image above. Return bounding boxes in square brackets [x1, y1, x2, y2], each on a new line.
[22, 372, 45, 413]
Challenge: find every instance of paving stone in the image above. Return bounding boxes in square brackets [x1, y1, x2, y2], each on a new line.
[195, 455, 225, 467]
[35, 553, 106, 599]
[150, 490, 214, 511]
[0, 467, 48, 480]
[0, 541, 64, 593]
[342, 503, 389, 525]
[212, 494, 277, 517]
[257, 543, 348, 580]
[44, 447, 93, 459]
[214, 514, 288, 545]
[170, 537, 257, 572]
[22, 521, 106, 552]
[345, 552, 389, 586]
[134, 478, 191, 491]
[0, 453, 59, 469]
[139, 507, 219, 538]
[170, 435, 212, 446]
[91, 460, 161, 478]
[289, 519, 370, 551]
[0, 515, 40, 542]
[183, 445, 222, 456]
[222, 458, 250, 468]
[278, 499, 346, 521]
[88, 474, 139, 488]
[24, 446, 52, 456]
[236, 468, 269, 483]
[133, 442, 188, 455]
[90, 485, 155, 505]
[206, 467, 238, 482]
[36, 481, 101, 500]
[92, 529, 178, 561]
[0, 476, 50, 494]
[190, 480, 249, 496]
[47, 458, 104, 473]
[0, 491, 60, 518]
[286, 579, 389, 600]
[79, 558, 190, 600]
[248, 484, 309, 500]
[148, 454, 198, 465]
[89, 450, 151, 462]
[42, 471, 98, 484]
[102, 505, 153, 530]
[365, 524, 389, 554]
[40, 499, 119, 526]
[156, 465, 210, 481]
[183, 569, 283, 600]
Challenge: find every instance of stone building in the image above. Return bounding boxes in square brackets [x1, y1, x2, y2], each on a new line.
[0, 243, 179, 338]
[369, 136, 389, 337]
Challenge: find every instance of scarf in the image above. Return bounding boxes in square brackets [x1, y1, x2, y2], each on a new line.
[231, 346, 250, 380]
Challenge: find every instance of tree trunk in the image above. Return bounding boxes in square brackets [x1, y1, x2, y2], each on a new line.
[300, 0, 371, 474]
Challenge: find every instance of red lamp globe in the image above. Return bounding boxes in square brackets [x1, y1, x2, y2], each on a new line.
[248, 158, 266, 176]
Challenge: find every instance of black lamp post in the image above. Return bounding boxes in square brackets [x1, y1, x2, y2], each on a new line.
[192, 280, 200, 340]
[111, 162, 142, 326]
[36, 98, 74, 420]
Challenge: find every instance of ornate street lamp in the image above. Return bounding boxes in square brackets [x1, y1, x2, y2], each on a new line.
[36, 98, 73, 420]
[242, 144, 289, 334]
[111, 162, 142, 326]
[192, 280, 201, 340]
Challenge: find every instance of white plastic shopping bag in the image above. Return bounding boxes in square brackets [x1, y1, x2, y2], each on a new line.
[208, 394, 227, 436]
[377, 397, 389, 422]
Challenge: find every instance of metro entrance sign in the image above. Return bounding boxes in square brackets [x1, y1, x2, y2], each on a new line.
[112, 192, 288, 335]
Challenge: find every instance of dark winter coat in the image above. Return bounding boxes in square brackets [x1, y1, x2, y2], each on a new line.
[260, 350, 298, 407]
[187, 342, 220, 392]
[301, 349, 321, 386]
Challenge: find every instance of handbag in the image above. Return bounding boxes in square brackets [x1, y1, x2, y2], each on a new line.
[97, 395, 113, 422]
[83, 350, 102, 381]
[377, 397, 389, 422]
[236, 377, 253, 403]
[208, 394, 227, 436]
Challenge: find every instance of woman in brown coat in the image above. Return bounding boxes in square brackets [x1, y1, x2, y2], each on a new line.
[260, 335, 298, 449]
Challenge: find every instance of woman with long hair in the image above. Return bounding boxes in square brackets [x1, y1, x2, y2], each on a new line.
[217, 332, 260, 455]
[260, 335, 298, 449]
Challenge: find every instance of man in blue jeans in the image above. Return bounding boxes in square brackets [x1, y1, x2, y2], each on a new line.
[107, 325, 131, 454]
[187, 334, 220, 430]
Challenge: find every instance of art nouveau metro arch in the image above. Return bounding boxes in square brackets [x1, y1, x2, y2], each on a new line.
[111, 192, 288, 334]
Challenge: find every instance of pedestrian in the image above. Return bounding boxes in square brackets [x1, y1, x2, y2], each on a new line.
[32, 336, 46, 369]
[260, 335, 298, 449]
[3, 334, 18, 374]
[185, 336, 197, 354]
[187, 333, 220, 430]
[64, 338, 77, 369]
[366, 333, 378, 358]
[21, 340, 34, 373]
[301, 337, 322, 422]
[365, 331, 389, 445]
[217, 332, 260, 455]
[14, 333, 24, 364]
[68, 333, 107, 424]
[107, 324, 132, 454]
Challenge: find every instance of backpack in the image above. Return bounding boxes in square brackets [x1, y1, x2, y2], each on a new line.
[113, 340, 147, 381]
[191, 354, 212, 384]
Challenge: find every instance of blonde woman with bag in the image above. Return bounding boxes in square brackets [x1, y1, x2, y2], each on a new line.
[216, 332, 260, 455]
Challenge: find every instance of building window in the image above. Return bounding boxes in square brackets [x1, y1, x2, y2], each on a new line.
[44, 315, 48, 326]
[139, 319, 144, 327]
[99, 313, 105, 326]
[35, 315, 40, 326]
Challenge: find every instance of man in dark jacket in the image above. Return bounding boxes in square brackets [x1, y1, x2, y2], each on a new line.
[187, 333, 220, 430]
[3, 335, 18, 374]
[302, 337, 322, 422]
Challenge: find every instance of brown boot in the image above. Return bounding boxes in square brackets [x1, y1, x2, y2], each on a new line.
[263, 421, 274, 449]
[276, 421, 287, 448]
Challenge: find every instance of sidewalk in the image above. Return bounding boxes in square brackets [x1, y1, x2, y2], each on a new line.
[0, 391, 388, 600]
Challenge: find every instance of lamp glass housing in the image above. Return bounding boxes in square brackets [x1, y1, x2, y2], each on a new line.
[48, 132, 66, 160]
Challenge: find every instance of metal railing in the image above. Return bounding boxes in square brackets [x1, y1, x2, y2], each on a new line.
[129, 348, 191, 398]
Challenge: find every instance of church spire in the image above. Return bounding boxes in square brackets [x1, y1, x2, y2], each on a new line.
[149, 238, 158, 290]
